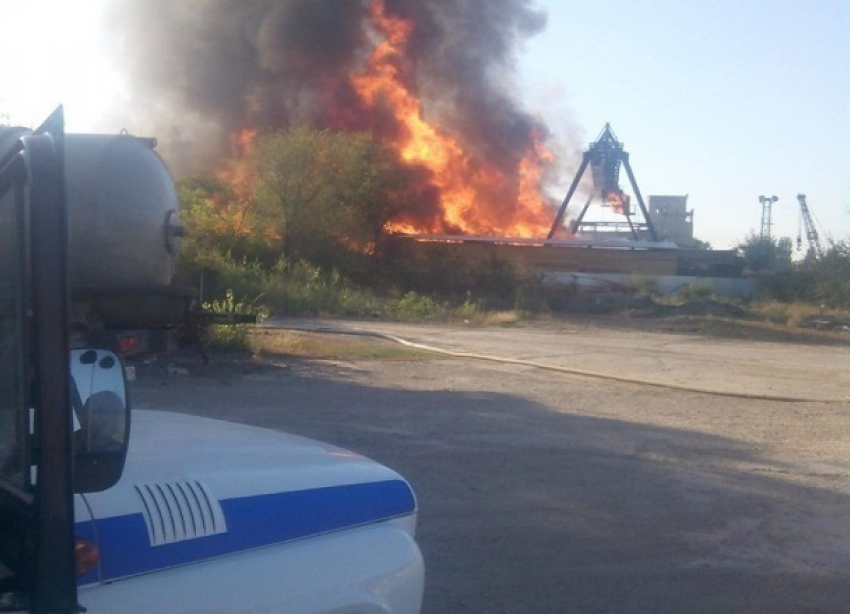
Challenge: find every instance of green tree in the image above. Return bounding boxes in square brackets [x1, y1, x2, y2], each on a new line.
[337, 136, 422, 250]
[686, 237, 712, 250]
[811, 240, 850, 307]
[737, 233, 793, 271]
[249, 127, 418, 266]
[749, 237, 850, 307]
[178, 176, 277, 261]
[250, 128, 339, 262]
[174, 127, 435, 302]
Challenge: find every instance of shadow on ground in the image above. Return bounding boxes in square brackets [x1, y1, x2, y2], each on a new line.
[131, 354, 850, 614]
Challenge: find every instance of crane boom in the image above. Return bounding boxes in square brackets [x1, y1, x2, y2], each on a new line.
[797, 194, 824, 259]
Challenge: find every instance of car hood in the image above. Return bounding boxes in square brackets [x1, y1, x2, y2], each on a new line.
[76, 410, 416, 584]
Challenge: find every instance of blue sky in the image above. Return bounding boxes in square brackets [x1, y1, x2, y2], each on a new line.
[519, 0, 849, 248]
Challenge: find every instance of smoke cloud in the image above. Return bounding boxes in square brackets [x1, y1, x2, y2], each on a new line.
[109, 0, 547, 166]
[106, 0, 567, 236]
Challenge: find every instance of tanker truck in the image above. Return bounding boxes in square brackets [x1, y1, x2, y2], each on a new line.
[0, 123, 199, 357]
[0, 109, 424, 613]
[64, 130, 196, 355]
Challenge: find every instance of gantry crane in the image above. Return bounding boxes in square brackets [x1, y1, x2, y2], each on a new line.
[796, 194, 825, 259]
[547, 124, 659, 242]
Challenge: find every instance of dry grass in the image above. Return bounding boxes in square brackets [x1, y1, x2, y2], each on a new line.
[247, 329, 439, 361]
[478, 310, 523, 326]
[749, 300, 848, 328]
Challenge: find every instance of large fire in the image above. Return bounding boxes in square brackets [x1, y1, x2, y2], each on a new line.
[222, 0, 557, 239]
[350, 0, 555, 237]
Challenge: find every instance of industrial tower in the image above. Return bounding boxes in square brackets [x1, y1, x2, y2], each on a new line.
[547, 124, 658, 242]
[759, 195, 778, 240]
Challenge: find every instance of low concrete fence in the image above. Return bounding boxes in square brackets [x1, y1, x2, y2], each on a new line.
[542, 272, 757, 300]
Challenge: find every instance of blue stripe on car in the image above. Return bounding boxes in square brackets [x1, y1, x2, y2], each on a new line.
[78, 479, 415, 585]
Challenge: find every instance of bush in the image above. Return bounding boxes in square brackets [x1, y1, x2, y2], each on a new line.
[387, 292, 445, 320]
[202, 289, 268, 351]
[678, 282, 715, 302]
[630, 276, 660, 297]
[262, 260, 382, 317]
[178, 248, 271, 305]
[755, 240, 850, 308]
[749, 300, 847, 328]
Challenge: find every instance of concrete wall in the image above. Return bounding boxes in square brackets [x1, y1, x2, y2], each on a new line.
[386, 238, 680, 276]
[542, 272, 757, 300]
[386, 237, 743, 278]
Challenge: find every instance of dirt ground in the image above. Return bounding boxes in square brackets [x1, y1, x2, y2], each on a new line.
[130, 317, 849, 613]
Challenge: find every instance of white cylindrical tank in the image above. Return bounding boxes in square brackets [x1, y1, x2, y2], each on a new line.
[0, 128, 184, 291]
[64, 133, 183, 291]
[1, 127, 190, 331]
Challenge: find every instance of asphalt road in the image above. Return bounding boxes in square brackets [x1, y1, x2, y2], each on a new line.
[273, 318, 850, 403]
[132, 319, 850, 613]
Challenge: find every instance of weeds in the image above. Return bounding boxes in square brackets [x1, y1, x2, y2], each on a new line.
[248, 330, 437, 361]
[181, 240, 850, 345]
[202, 289, 268, 351]
[749, 300, 847, 328]
[630, 276, 660, 297]
[677, 282, 716, 302]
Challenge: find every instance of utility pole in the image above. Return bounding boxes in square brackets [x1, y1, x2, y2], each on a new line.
[759, 195, 778, 240]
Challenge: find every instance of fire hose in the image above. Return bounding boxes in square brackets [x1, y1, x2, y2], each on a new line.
[280, 325, 849, 405]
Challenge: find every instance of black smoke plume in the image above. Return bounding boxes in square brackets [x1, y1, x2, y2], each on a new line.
[109, 0, 547, 168]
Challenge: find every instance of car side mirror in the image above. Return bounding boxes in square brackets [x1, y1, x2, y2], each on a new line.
[71, 349, 130, 493]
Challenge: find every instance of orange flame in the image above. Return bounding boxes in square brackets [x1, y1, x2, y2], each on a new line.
[219, 128, 258, 187]
[352, 0, 554, 237]
[218, 0, 557, 240]
[209, 128, 260, 237]
[604, 190, 631, 216]
[230, 128, 258, 155]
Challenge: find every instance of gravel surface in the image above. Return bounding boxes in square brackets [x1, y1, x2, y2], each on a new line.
[131, 321, 850, 613]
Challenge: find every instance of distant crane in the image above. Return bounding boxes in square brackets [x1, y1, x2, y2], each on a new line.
[796, 194, 825, 259]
